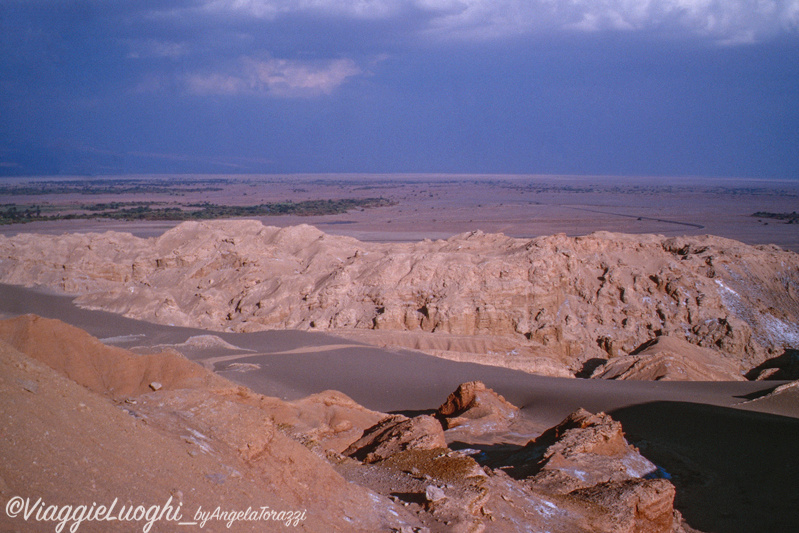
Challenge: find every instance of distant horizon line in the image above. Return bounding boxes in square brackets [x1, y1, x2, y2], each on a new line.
[1, 172, 795, 183]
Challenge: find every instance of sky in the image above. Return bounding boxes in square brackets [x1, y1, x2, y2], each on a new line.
[0, 0, 798, 178]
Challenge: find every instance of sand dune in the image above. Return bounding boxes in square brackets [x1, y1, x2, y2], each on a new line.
[0, 315, 693, 531]
[0, 320, 425, 532]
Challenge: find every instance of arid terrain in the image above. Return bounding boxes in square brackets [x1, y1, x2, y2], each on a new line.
[1, 174, 798, 532]
[2, 174, 799, 252]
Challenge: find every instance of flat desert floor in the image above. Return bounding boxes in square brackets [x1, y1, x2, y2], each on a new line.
[2, 174, 798, 251]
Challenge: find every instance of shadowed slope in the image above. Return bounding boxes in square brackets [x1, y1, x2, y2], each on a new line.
[610, 401, 799, 533]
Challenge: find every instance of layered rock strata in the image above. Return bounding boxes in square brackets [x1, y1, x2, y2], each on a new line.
[2, 220, 797, 374]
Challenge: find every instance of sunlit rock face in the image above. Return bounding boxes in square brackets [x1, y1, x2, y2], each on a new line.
[2, 220, 798, 377]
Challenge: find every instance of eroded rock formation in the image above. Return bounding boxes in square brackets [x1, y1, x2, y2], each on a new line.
[0, 317, 700, 532]
[339, 384, 684, 533]
[344, 414, 447, 463]
[496, 408, 660, 493]
[2, 220, 798, 375]
[591, 336, 746, 381]
[436, 380, 519, 437]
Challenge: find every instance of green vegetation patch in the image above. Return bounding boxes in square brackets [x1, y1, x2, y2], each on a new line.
[0, 198, 394, 225]
[752, 211, 799, 224]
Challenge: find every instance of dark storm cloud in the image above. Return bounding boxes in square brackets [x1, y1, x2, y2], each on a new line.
[0, 0, 797, 176]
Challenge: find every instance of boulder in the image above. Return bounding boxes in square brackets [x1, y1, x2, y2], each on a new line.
[344, 414, 447, 463]
[436, 381, 519, 434]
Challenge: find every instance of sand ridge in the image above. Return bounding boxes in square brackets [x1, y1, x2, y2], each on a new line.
[0, 318, 423, 532]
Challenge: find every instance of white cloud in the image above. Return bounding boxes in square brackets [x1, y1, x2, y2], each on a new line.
[199, 0, 799, 43]
[201, 0, 402, 19]
[186, 72, 247, 95]
[126, 39, 189, 60]
[185, 57, 363, 97]
[415, 0, 799, 42]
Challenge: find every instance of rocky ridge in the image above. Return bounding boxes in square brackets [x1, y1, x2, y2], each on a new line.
[338, 385, 689, 533]
[0, 315, 420, 532]
[2, 220, 798, 375]
[0, 316, 694, 532]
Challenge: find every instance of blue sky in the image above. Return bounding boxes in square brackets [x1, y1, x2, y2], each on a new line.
[1, 0, 798, 178]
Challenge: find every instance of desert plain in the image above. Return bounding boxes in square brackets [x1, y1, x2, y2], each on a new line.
[1, 174, 798, 532]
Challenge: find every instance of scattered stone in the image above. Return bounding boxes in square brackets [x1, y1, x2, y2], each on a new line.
[18, 378, 38, 393]
[149, 381, 162, 391]
[425, 485, 446, 502]
[170, 489, 184, 504]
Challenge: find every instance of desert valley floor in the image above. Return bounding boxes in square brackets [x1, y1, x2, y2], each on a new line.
[1, 174, 798, 532]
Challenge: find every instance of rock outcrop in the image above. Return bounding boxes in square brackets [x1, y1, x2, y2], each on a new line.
[436, 380, 519, 436]
[271, 390, 387, 454]
[344, 414, 447, 463]
[591, 336, 745, 381]
[505, 408, 679, 533]
[340, 398, 683, 533]
[499, 408, 660, 493]
[569, 478, 680, 533]
[2, 221, 798, 375]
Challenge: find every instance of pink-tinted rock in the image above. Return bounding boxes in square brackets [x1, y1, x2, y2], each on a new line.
[436, 381, 519, 434]
[344, 414, 447, 463]
[502, 408, 659, 494]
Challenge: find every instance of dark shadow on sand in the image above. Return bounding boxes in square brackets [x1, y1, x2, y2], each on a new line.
[733, 385, 781, 401]
[390, 492, 426, 505]
[609, 401, 799, 533]
[388, 408, 437, 418]
[451, 401, 799, 533]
